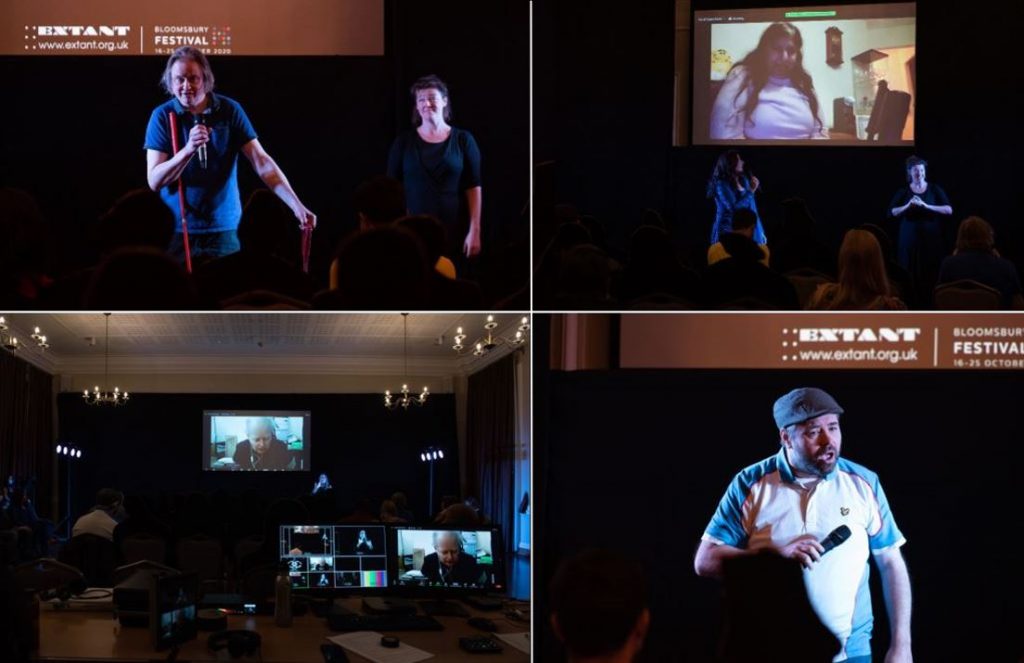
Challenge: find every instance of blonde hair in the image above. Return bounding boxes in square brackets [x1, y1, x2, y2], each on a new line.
[809, 229, 900, 310]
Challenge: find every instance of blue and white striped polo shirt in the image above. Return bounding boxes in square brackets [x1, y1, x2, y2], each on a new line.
[703, 447, 905, 661]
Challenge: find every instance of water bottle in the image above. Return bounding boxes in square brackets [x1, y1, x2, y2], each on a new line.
[274, 562, 292, 627]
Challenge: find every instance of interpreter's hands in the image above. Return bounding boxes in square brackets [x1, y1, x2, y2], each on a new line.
[909, 195, 924, 207]
[463, 226, 482, 257]
[185, 123, 210, 156]
[750, 175, 760, 192]
[295, 206, 317, 230]
[776, 534, 824, 570]
[884, 642, 913, 663]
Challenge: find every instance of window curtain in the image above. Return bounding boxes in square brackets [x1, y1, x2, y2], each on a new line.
[0, 351, 54, 516]
[464, 352, 517, 584]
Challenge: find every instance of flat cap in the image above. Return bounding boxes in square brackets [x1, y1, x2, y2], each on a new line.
[773, 388, 844, 429]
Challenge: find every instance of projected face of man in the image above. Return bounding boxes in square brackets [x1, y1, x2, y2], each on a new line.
[781, 413, 842, 478]
[416, 88, 448, 126]
[246, 420, 276, 456]
[435, 532, 461, 569]
[768, 36, 799, 77]
[171, 59, 206, 111]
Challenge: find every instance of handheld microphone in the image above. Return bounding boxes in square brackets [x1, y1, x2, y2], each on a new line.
[820, 525, 852, 555]
[195, 114, 208, 169]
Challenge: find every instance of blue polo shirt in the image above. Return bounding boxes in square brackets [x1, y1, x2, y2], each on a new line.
[144, 93, 257, 234]
[703, 447, 905, 661]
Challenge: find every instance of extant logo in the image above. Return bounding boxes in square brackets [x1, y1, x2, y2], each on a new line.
[36, 25, 131, 37]
[797, 328, 921, 343]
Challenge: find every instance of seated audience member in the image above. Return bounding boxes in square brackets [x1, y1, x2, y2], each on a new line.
[194, 190, 316, 306]
[463, 497, 492, 526]
[72, 489, 125, 542]
[313, 227, 431, 310]
[937, 216, 1023, 308]
[0, 188, 53, 308]
[339, 497, 378, 523]
[535, 222, 594, 309]
[395, 215, 483, 309]
[353, 175, 408, 231]
[620, 225, 701, 307]
[553, 244, 617, 309]
[708, 209, 770, 267]
[433, 503, 481, 528]
[704, 228, 799, 309]
[84, 247, 201, 309]
[389, 492, 414, 523]
[769, 198, 836, 277]
[718, 551, 840, 663]
[421, 530, 484, 586]
[807, 229, 906, 310]
[549, 549, 650, 663]
[859, 223, 917, 308]
[39, 189, 176, 308]
[9, 488, 52, 558]
[379, 500, 407, 523]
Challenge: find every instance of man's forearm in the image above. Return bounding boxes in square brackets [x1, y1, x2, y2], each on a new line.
[878, 550, 913, 645]
[148, 150, 193, 191]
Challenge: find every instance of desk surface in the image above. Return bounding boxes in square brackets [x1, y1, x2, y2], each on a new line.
[38, 599, 530, 662]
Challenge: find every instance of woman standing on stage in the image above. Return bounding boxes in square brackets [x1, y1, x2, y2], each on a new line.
[707, 150, 767, 246]
[888, 155, 952, 291]
[387, 75, 482, 272]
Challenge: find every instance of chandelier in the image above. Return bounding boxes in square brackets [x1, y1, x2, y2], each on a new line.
[384, 313, 428, 410]
[0, 316, 50, 352]
[83, 313, 129, 406]
[453, 315, 530, 356]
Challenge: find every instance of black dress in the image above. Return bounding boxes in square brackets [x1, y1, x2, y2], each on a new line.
[387, 127, 482, 263]
[888, 184, 951, 293]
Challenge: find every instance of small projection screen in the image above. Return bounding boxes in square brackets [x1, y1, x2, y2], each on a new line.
[691, 3, 916, 145]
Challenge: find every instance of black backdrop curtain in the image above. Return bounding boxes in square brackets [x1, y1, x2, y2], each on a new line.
[0, 351, 54, 516]
[465, 352, 517, 585]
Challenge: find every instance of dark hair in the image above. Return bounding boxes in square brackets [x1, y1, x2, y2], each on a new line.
[955, 216, 996, 253]
[732, 208, 758, 232]
[905, 155, 927, 181]
[729, 23, 821, 135]
[707, 150, 743, 197]
[353, 176, 407, 226]
[409, 75, 451, 126]
[550, 549, 647, 658]
[160, 46, 215, 96]
[95, 188, 175, 255]
[396, 214, 447, 262]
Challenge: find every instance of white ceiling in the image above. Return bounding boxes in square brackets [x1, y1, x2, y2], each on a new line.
[0, 313, 531, 377]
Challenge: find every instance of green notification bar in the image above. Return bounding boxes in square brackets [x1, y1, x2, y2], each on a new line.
[785, 10, 838, 18]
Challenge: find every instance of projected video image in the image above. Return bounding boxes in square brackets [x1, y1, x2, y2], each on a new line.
[280, 525, 388, 590]
[394, 529, 498, 590]
[203, 411, 310, 471]
[692, 3, 916, 145]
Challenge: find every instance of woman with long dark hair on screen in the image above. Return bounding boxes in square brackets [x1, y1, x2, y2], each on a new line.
[387, 75, 482, 274]
[707, 150, 767, 246]
[709, 22, 827, 140]
[889, 155, 952, 294]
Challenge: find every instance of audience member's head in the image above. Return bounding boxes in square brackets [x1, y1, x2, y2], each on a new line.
[550, 549, 650, 662]
[84, 248, 199, 309]
[954, 216, 996, 254]
[395, 214, 448, 264]
[639, 208, 667, 231]
[0, 187, 52, 302]
[353, 176, 407, 230]
[719, 551, 840, 662]
[809, 229, 897, 310]
[94, 189, 175, 255]
[323, 227, 430, 309]
[237, 189, 295, 256]
[390, 492, 409, 511]
[729, 208, 758, 239]
[858, 223, 895, 262]
[380, 500, 403, 522]
[435, 503, 480, 527]
[556, 244, 612, 302]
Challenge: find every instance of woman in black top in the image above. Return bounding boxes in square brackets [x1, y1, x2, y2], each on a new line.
[888, 155, 952, 292]
[387, 75, 482, 270]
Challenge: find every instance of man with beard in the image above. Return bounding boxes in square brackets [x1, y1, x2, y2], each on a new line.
[694, 388, 913, 663]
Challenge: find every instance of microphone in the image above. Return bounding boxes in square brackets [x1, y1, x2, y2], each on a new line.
[194, 113, 208, 169]
[820, 525, 852, 555]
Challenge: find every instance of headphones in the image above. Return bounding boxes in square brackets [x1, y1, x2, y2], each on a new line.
[208, 630, 261, 660]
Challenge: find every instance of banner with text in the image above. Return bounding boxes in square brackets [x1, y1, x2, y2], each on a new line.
[620, 314, 1024, 370]
[3, 0, 383, 56]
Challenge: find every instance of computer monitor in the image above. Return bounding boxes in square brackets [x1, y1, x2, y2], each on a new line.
[150, 571, 198, 651]
[392, 527, 504, 595]
[279, 525, 388, 592]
